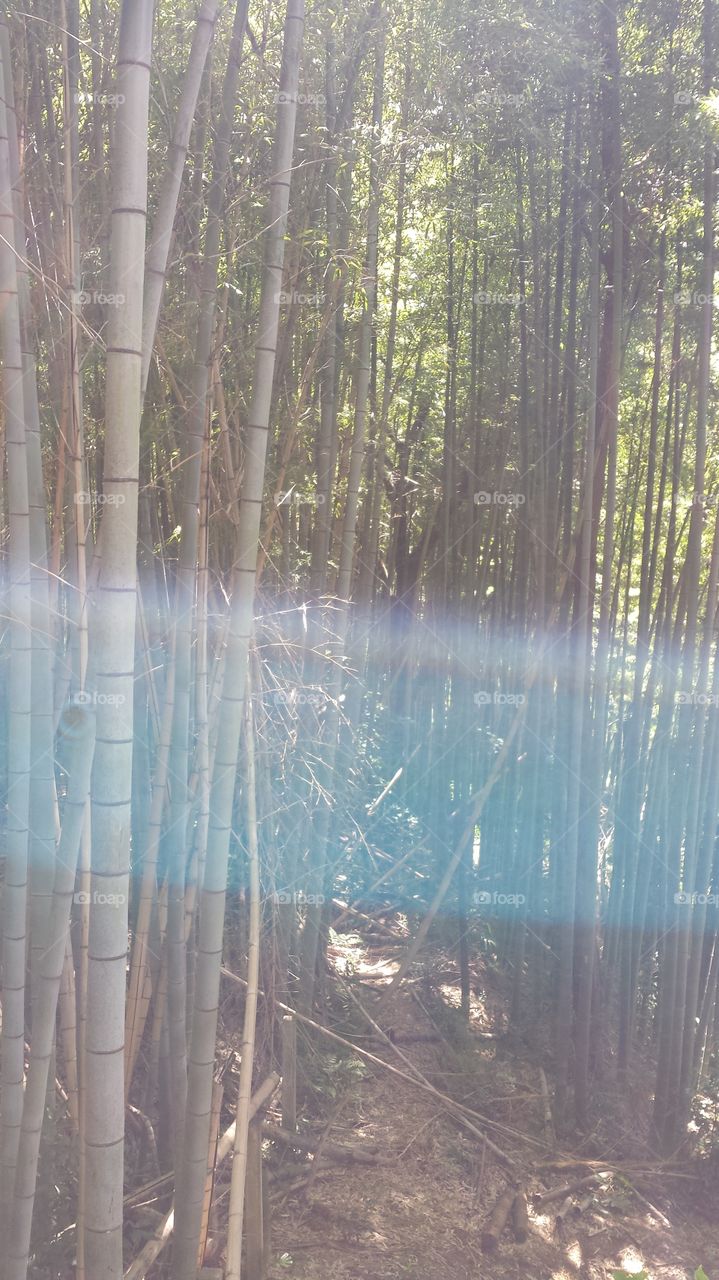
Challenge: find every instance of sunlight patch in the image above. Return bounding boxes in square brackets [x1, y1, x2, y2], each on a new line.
[565, 1239, 582, 1268]
[618, 1246, 647, 1273]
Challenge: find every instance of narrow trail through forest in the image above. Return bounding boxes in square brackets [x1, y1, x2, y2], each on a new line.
[268, 932, 719, 1280]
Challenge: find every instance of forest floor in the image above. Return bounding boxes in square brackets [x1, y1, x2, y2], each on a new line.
[265, 928, 719, 1280]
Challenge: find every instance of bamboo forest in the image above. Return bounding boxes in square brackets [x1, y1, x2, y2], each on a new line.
[4, 0, 719, 1275]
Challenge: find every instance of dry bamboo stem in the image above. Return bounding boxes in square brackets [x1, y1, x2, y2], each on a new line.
[512, 1190, 530, 1243]
[481, 1187, 516, 1252]
[196, 1080, 223, 1270]
[226, 689, 262, 1279]
[125, 642, 176, 1093]
[122, 1075, 280, 1280]
[244, 1121, 264, 1280]
[281, 1016, 297, 1133]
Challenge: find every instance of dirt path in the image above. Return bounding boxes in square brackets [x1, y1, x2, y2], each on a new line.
[267, 936, 719, 1280]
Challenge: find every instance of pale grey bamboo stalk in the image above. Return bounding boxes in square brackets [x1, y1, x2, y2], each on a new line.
[122, 1076, 280, 1280]
[56, 15, 94, 1244]
[59, 14, 93, 1250]
[84, 1, 153, 1276]
[0, 14, 57, 1013]
[58, 14, 94, 1252]
[298, 26, 384, 1011]
[309, 33, 340, 590]
[59, 935, 80, 1133]
[336, 24, 383, 600]
[225, 688, 261, 1279]
[7, 703, 96, 1280]
[124, 643, 176, 1095]
[165, 0, 249, 1164]
[172, 2, 304, 1269]
[183, 438, 211, 982]
[140, 0, 219, 399]
[0, 37, 32, 1247]
[3, 9, 59, 1235]
[359, 21, 404, 602]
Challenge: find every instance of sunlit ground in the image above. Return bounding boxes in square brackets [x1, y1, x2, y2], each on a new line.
[328, 923, 711, 1280]
[547, 1240, 697, 1279]
[619, 1246, 647, 1272]
[328, 927, 400, 981]
[565, 1239, 582, 1268]
[437, 979, 492, 1028]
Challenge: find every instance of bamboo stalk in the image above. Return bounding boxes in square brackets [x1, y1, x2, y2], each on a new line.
[244, 1121, 264, 1280]
[281, 1017, 297, 1133]
[83, 1, 153, 1274]
[196, 1080, 223, 1270]
[125, 643, 176, 1095]
[140, 0, 220, 398]
[59, 936, 80, 1133]
[0, 30, 32, 1242]
[8, 703, 96, 1280]
[225, 688, 262, 1279]
[172, 3, 304, 1269]
[123, 1075, 280, 1280]
[164, 0, 250, 1163]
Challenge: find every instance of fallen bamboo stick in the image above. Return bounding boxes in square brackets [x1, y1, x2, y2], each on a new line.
[122, 1072, 280, 1280]
[628, 1181, 672, 1228]
[216, 1071, 281, 1164]
[481, 1187, 516, 1252]
[330, 898, 403, 938]
[555, 1191, 595, 1236]
[331, 841, 430, 934]
[554, 1196, 575, 1231]
[533, 1173, 600, 1211]
[262, 1119, 384, 1165]
[124, 1208, 175, 1280]
[538, 1067, 556, 1147]
[513, 1190, 529, 1242]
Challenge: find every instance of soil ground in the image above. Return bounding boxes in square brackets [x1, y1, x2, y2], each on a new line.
[265, 931, 719, 1280]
